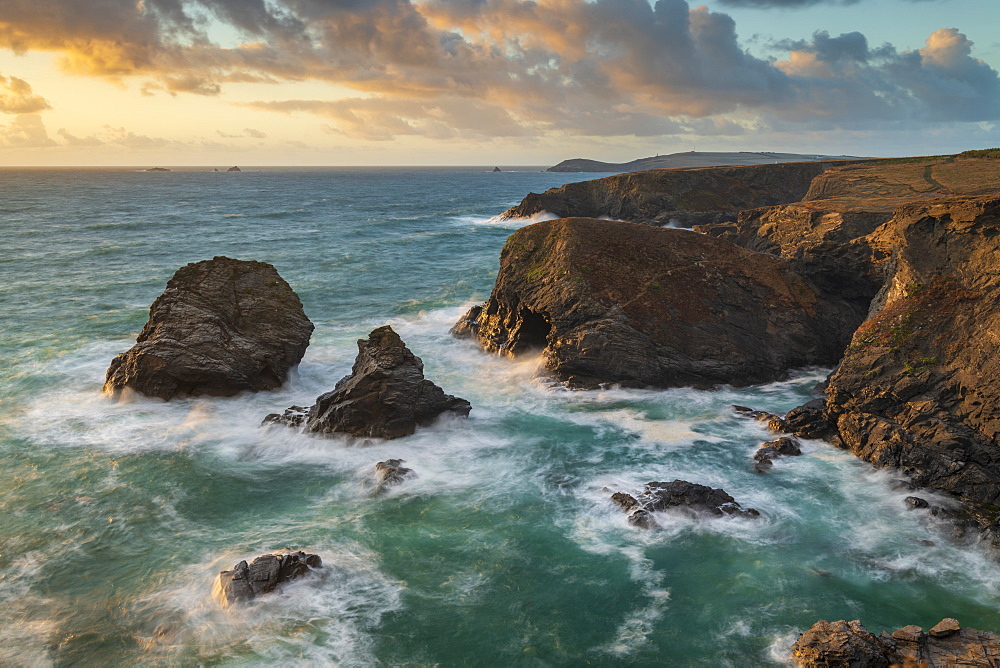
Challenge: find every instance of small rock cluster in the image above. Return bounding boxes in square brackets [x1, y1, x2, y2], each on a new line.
[213, 549, 322, 607]
[610, 480, 759, 529]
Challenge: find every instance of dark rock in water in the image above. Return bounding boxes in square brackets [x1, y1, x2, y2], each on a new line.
[227, 166, 242, 172]
[492, 166, 502, 173]
[145, 167, 170, 172]
[732, 406, 791, 434]
[791, 620, 890, 667]
[791, 618, 1000, 667]
[824, 196, 1000, 525]
[269, 326, 470, 440]
[213, 548, 322, 607]
[374, 459, 414, 492]
[753, 436, 802, 473]
[905, 496, 929, 509]
[455, 218, 858, 389]
[104, 256, 313, 400]
[784, 399, 835, 439]
[262, 405, 309, 428]
[610, 480, 759, 528]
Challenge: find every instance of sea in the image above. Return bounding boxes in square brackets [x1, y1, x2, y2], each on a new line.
[1, 166, 998, 666]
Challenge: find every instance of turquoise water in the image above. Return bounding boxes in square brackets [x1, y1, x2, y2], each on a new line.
[1, 167, 999, 666]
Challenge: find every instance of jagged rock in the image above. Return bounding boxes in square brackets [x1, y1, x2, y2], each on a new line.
[905, 496, 929, 509]
[492, 166, 502, 173]
[791, 619, 890, 667]
[825, 196, 1000, 520]
[929, 618, 960, 638]
[268, 326, 470, 440]
[792, 618, 1000, 667]
[454, 218, 859, 389]
[104, 257, 313, 400]
[784, 399, 836, 439]
[213, 549, 322, 607]
[610, 480, 759, 528]
[753, 437, 802, 473]
[227, 166, 242, 172]
[373, 459, 414, 492]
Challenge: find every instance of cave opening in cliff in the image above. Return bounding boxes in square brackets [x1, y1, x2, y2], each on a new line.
[514, 306, 551, 354]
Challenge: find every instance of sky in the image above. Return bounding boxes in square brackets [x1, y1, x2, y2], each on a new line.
[0, 0, 998, 166]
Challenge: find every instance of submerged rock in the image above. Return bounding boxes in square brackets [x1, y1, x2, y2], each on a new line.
[455, 218, 857, 389]
[213, 548, 322, 607]
[104, 257, 313, 400]
[753, 436, 802, 473]
[373, 458, 415, 493]
[610, 480, 759, 528]
[791, 618, 1000, 667]
[266, 326, 470, 439]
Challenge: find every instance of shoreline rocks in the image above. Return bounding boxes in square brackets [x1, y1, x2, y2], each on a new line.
[373, 459, 415, 493]
[265, 325, 470, 439]
[791, 618, 1000, 667]
[213, 549, 322, 607]
[104, 256, 313, 400]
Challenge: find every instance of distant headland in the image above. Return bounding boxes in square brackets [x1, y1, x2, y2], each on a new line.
[547, 150, 868, 173]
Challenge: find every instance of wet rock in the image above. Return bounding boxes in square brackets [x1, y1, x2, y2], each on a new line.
[929, 618, 960, 638]
[905, 496, 929, 509]
[753, 436, 802, 473]
[374, 459, 414, 493]
[792, 618, 1000, 667]
[791, 619, 890, 667]
[456, 218, 858, 389]
[262, 405, 309, 428]
[784, 399, 836, 439]
[105, 257, 313, 400]
[268, 326, 470, 440]
[732, 406, 791, 434]
[213, 548, 322, 607]
[610, 480, 759, 528]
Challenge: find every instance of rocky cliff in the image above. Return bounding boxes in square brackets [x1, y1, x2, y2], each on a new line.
[454, 217, 860, 389]
[502, 161, 857, 227]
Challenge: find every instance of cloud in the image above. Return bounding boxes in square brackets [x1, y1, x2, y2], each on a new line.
[715, 0, 933, 6]
[217, 127, 268, 138]
[0, 0, 997, 141]
[0, 114, 56, 147]
[0, 74, 51, 114]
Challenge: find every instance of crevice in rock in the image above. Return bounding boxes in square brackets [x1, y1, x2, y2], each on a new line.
[511, 305, 551, 354]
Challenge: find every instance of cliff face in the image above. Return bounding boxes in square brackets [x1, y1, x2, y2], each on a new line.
[454, 217, 859, 389]
[502, 161, 857, 227]
[825, 195, 1000, 506]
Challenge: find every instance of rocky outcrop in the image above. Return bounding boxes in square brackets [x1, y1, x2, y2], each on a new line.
[373, 459, 415, 493]
[547, 152, 864, 174]
[502, 161, 854, 227]
[104, 257, 313, 400]
[753, 437, 802, 473]
[454, 218, 859, 389]
[266, 326, 470, 439]
[610, 480, 759, 528]
[213, 549, 322, 607]
[227, 166, 242, 172]
[824, 196, 1000, 511]
[790, 618, 1000, 667]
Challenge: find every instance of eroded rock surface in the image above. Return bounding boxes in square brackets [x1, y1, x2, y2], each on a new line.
[791, 618, 1000, 667]
[266, 326, 470, 439]
[753, 436, 803, 473]
[455, 218, 859, 389]
[825, 196, 1000, 511]
[105, 256, 313, 400]
[610, 480, 759, 528]
[213, 548, 322, 607]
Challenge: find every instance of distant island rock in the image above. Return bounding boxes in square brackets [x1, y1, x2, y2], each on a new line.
[492, 166, 502, 172]
[265, 325, 471, 439]
[145, 167, 171, 172]
[547, 150, 867, 173]
[104, 256, 314, 400]
[227, 166, 242, 172]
